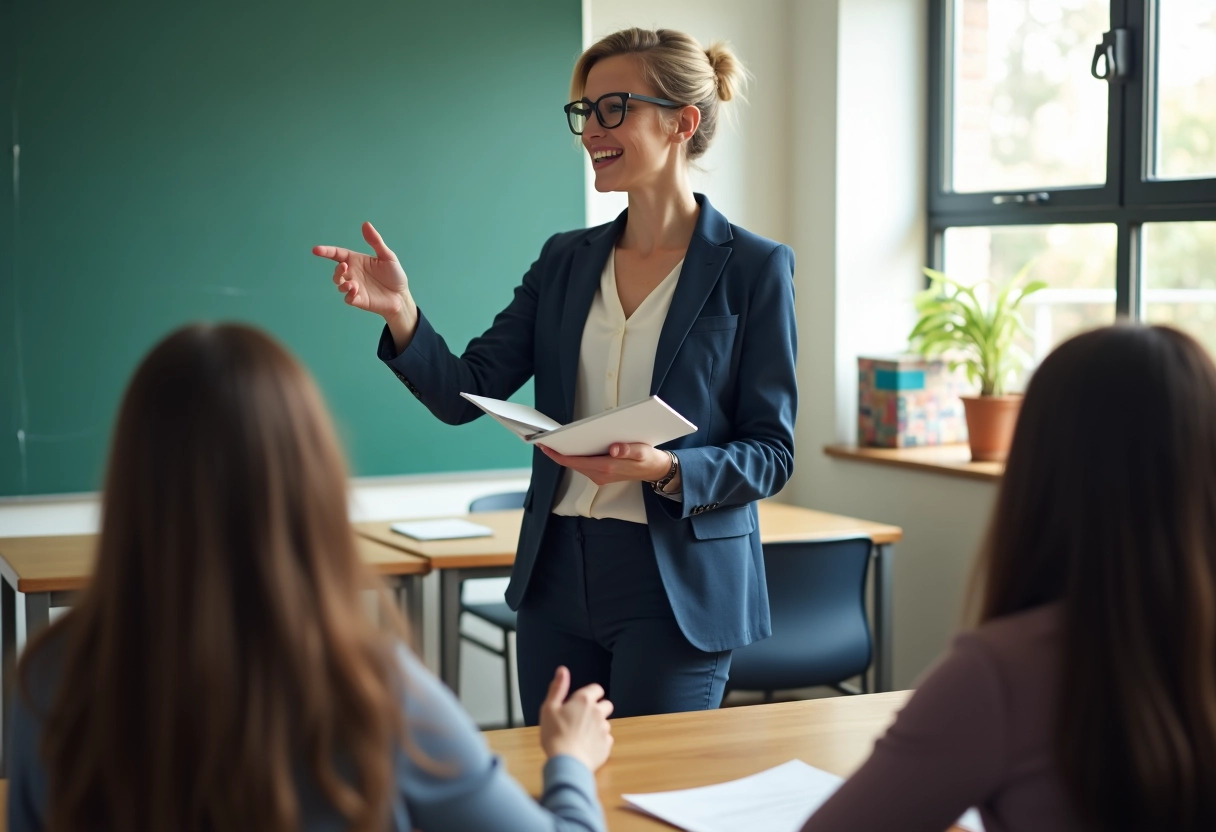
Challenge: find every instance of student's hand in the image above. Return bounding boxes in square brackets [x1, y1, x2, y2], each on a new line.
[313, 222, 415, 322]
[538, 443, 675, 487]
[539, 666, 614, 772]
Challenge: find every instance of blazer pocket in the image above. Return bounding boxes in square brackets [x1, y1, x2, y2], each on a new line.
[689, 504, 756, 540]
[688, 314, 739, 334]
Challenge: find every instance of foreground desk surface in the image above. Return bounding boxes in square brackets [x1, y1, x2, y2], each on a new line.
[486, 691, 964, 832]
[357, 501, 904, 695]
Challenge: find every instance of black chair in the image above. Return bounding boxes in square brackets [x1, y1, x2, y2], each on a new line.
[462, 491, 527, 726]
[727, 537, 874, 701]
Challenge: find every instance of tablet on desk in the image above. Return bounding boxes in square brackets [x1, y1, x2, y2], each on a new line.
[390, 519, 495, 541]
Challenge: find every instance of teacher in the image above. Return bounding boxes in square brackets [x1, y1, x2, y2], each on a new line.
[314, 27, 797, 723]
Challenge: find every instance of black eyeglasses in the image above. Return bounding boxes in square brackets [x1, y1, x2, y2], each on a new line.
[563, 92, 683, 135]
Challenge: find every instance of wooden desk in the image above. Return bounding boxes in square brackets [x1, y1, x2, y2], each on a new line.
[0, 533, 429, 775]
[486, 690, 962, 832]
[357, 502, 903, 696]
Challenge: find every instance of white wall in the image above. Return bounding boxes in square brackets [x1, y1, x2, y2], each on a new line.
[583, 0, 793, 244]
[791, 0, 1000, 687]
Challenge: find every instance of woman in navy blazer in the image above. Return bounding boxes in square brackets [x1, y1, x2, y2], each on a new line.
[315, 28, 797, 723]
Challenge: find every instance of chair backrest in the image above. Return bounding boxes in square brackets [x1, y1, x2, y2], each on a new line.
[468, 490, 528, 513]
[729, 537, 873, 692]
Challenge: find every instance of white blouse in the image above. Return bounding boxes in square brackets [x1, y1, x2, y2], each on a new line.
[551, 249, 683, 523]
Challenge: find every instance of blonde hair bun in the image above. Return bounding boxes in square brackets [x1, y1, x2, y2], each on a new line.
[705, 42, 745, 103]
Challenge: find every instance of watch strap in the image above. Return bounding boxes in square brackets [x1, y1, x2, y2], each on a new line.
[651, 451, 679, 493]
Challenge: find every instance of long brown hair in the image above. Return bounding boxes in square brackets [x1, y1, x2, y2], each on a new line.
[20, 323, 409, 832]
[971, 324, 1216, 831]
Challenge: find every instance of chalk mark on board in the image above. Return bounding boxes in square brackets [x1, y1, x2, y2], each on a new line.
[200, 284, 251, 297]
[12, 74, 29, 492]
[23, 426, 103, 443]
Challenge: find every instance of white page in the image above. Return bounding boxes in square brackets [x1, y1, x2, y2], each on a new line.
[624, 760, 839, 832]
[623, 759, 985, 832]
[526, 396, 695, 456]
[958, 808, 984, 831]
[462, 392, 696, 456]
[460, 393, 562, 434]
[389, 519, 494, 541]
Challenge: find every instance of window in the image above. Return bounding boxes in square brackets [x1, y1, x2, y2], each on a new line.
[929, 0, 1216, 367]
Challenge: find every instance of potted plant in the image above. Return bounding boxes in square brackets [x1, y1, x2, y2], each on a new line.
[907, 266, 1046, 462]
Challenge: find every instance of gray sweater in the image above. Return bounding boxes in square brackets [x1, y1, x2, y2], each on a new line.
[802, 603, 1081, 832]
[7, 643, 605, 832]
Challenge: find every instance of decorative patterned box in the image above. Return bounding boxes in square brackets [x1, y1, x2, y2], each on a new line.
[858, 355, 967, 448]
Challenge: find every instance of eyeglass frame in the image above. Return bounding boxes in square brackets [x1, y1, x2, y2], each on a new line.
[563, 91, 685, 135]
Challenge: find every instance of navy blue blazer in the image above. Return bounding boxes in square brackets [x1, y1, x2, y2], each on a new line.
[380, 194, 797, 652]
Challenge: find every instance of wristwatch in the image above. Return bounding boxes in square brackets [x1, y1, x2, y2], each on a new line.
[651, 451, 680, 494]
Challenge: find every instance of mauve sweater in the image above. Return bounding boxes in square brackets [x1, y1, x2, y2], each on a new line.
[801, 603, 1084, 832]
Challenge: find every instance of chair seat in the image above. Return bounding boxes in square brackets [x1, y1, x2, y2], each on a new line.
[729, 537, 874, 695]
[462, 599, 518, 633]
[730, 625, 871, 690]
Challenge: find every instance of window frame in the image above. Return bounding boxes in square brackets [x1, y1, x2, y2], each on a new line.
[927, 0, 1216, 322]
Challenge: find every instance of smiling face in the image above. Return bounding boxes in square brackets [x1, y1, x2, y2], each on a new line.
[579, 54, 688, 195]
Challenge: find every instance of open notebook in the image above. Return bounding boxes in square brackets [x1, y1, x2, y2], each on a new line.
[460, 393, 696, 456]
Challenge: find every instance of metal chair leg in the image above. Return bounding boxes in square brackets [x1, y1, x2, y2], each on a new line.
[504, 632, 516, 728]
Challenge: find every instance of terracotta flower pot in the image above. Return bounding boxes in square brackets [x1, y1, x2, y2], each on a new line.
[961, 395, 1022, 462]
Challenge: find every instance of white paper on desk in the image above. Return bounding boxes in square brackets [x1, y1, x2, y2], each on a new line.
[461, 392, 696, 457]
[622, 759, 986, 832]
[389, 519, 494, 541]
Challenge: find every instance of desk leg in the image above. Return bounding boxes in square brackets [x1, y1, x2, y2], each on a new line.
[25, 593, 51, 642]
[1, 574, 15, 777]
[396, 576, 425, 646]
[440, 569, 464, 693]
[872, 543, 894, 693]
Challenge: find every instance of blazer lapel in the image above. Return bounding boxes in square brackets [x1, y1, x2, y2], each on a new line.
[651, 195, 733, 394]
[559, 212, 624, 421]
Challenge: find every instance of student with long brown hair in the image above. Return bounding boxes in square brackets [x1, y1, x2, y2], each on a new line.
[7, 323, 612, 832]
[800, 323, 1216, 832]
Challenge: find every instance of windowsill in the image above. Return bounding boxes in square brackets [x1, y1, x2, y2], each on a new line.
[823, 444, 1003, 483]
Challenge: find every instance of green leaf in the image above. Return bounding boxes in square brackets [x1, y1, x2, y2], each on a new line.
[1012, 280, 1048, 307]
[913, 261, 1046, 396]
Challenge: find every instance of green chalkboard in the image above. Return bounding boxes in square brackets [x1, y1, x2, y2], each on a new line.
[0, 0, 584, 496]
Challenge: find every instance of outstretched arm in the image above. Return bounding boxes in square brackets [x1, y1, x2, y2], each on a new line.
[313, 221, 418, 352]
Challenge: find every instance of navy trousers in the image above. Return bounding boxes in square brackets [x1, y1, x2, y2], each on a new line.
[515, 515, 732, 726]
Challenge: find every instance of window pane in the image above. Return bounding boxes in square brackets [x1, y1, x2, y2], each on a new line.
[949, 0, 1109, 193]
[1152, 1, 1216, 180]
[1142, 222, 1216, 354]
[943, 224, 1117, 385]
